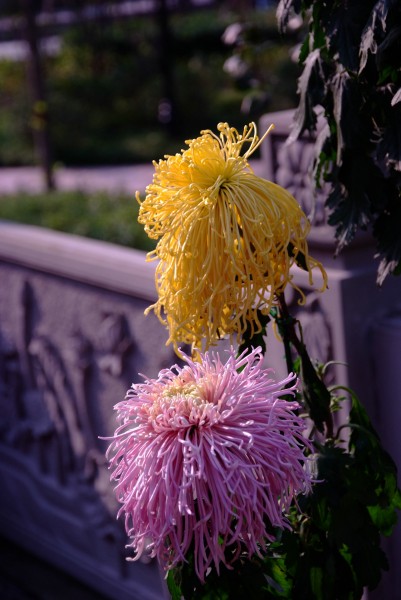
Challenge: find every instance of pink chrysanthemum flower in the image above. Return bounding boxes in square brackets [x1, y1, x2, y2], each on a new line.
[106, 347, 312, 582]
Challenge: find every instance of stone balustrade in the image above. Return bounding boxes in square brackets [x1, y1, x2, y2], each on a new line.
[0, 223, 172, 600]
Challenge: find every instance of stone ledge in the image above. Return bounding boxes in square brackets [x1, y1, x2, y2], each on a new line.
[0, 220, 157, 301]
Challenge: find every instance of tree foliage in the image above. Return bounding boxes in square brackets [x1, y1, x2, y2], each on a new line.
[277, 0, 401, 284]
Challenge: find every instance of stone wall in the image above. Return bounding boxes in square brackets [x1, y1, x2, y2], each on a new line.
[0, 223, 173, 600]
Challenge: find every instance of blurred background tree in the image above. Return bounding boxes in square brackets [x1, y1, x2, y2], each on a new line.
[19, 0, 55, 190]
[0, 0, 298, 170]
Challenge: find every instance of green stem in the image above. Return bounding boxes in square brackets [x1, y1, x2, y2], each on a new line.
[275, 294, 334, 438]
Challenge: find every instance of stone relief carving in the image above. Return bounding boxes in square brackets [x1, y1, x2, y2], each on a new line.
[95, 312, 133, 377]
[260, 109, 331, 230]
[294, 292, 332, 366]
[29, 332, 87, 477]
[288, 288, 334, 384]
[0, 275, 168, 592]
[64, 330, 106, 479]
[274, 137, 329, 227]
[0, 334, 24, 429]
[0, 280, 139, 510]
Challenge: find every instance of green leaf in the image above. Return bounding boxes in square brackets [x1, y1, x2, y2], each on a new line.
[393, 260, 401, 276]
[309, 566, 323, 598]
[359, 0, 388, 73]
[298, 348, 332, 433]
[368, 489, 401, 536]
[263, 558, 292, 597]
[324, 1, 373, 72]
[288, 49, 326, 143]
[373, 185, 401, 283]
[237, 309, 270, 357]
[177, 548, 276, 599]
[374, 101, 401, 171]
[276, 0, 302, 33]
[347, 392, 401, 540]
[167, 569, 183, 600]
[376, 23, 401, 72]
[327, 151, 382, 251]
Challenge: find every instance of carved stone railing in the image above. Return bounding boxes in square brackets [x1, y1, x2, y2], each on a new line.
[259, 108, 329, 227]
[0, 222, 172, 600]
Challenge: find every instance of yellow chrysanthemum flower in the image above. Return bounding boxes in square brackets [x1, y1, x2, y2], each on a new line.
[137, 122, 327, 351]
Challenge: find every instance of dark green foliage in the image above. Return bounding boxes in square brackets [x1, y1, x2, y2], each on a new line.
[167, 390, 401, 600]
[0, 60, 35, 165]
[0, 6, 297, 167]
[273, 306, 332, 434]
[168, 549, 274, 600]
[0, 190, 155, 251]
[48, 22, 179, 165]
[277, 0, 401, 283]
[237, 309, 271, 356]
[278, 385, 401, 600]
[167, 296, 400, 600]
[325, 151, 381, 248]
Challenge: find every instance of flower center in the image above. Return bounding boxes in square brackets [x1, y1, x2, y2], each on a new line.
[163, 381, 202, 403]
[149, 378, 220, 427]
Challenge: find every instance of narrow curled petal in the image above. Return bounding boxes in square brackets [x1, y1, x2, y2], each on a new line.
[106, 347, 313, 581]
[137, 122, 327, 351]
